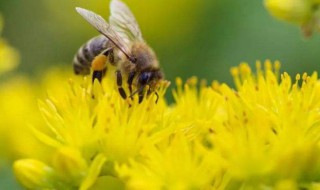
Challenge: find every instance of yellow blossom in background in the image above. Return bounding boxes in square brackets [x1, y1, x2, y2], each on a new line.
[0, 15, 36, 162]
[0, 78, 43, 160]
[0, 15, 19, 74]
[12, 61, 320, 190]
[0, 69, 79, 162]
[264, 0, 320, 36]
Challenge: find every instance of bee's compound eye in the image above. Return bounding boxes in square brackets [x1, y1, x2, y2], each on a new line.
[139, 72, 152, 85]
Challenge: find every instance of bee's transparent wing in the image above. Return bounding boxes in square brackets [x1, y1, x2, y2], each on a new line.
[109, 0, 143, 44]
[76, 7, 134, 60]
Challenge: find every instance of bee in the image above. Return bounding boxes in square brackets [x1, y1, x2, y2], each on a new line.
[73, 0, 164, 103]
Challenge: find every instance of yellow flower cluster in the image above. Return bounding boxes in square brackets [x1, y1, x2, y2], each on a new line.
[264, 0, 320, 36]
[13, 61, 320, 190]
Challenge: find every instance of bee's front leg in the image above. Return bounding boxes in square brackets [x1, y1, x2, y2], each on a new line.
[116, 70, 127, 99]
[127, 72, 135, 100]
[138, 89, 144, 103]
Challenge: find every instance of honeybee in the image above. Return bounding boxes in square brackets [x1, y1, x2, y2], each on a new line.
[73, 0, 164, 103]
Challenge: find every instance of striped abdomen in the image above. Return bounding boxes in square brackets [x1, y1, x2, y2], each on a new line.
[73, 35, 111, 75]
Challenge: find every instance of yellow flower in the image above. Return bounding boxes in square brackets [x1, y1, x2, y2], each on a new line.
[222, 61, 320, 183]
[264, 0, 320, 36]
[0, 15, 19, 74]
[12, 61, 320, 189]
[116, 135, 226, 190]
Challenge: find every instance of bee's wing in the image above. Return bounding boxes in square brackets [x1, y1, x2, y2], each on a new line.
[109, 0, 143, 43]
[76, 7, 134, 61]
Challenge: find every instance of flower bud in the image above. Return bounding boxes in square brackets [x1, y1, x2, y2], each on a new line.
[265, 0, 313, 24]
[13, 159, 54, 189]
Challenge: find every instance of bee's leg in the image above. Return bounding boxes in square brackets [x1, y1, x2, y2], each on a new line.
[91, 54, 107, 83]
[92, 67, 107, 83]
[116, 70, 127, 99]
[92, 71, 103, 83]
[138, 87, 145, 103]
[127, 72, 135, 100]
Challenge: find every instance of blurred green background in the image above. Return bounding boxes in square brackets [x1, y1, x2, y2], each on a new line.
[1, 0, 319, 85]
[0, 0, 320, 189]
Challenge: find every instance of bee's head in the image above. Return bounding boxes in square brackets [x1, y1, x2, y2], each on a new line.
[135, 69, 163, 103]
[138, 69, 163, 91]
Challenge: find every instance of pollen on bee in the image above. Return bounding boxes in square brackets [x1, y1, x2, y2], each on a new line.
[91, 54, 107, 71]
